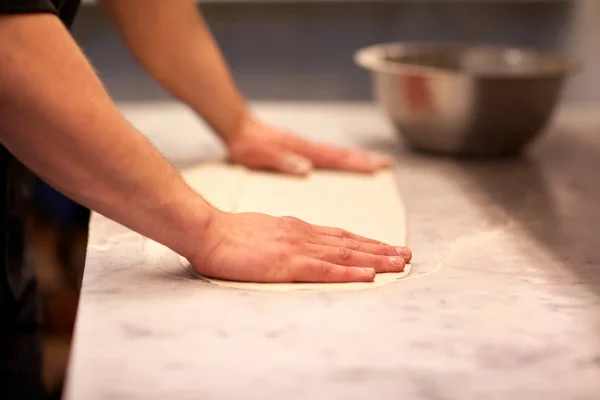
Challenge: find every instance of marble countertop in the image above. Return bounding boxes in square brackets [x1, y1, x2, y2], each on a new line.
[65, 102, 600, 400]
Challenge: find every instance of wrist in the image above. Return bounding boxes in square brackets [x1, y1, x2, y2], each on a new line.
[217, 107, 254, 146]
[162, 190, 221, 261]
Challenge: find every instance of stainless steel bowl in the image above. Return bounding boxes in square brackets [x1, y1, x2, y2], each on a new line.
[355, 43, 579, 157]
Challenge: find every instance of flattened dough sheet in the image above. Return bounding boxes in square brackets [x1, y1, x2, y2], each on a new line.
[181, 163, 247, 212]
[177, 163, 411, 291]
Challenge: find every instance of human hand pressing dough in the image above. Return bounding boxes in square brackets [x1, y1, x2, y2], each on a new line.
[187, 211, 412, 283]
[226, 116, 392, 176]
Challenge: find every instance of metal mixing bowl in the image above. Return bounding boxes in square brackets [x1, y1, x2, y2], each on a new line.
[355, 43, 579, 157]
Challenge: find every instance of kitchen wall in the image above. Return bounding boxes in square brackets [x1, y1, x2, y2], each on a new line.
[72, 0, 599, 105]
[562, 0, 600, 104]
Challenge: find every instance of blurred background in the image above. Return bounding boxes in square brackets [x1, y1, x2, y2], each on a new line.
[70, 0, 599, 104]
[32, 0, 600, 397]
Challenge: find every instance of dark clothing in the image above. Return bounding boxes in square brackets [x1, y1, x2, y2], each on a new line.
[0, 0, 79, 25]
[0, 1, 83, 399]
[0, 147, 44, 399]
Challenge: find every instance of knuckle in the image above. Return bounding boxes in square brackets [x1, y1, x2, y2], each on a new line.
[333, 228, 350, 239]
[276, 251, 290, 265]
[316, 260, 334, 276]
[344, 239, 360, 251]
[284, 232, 303, 246]
[338, 246, 352, 261]
[380, 243, 395, 255]
[280, 216, 309, 231]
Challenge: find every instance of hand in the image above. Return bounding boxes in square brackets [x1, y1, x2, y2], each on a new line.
[226, 115, 392, 175]
[187, 211, 412, 283]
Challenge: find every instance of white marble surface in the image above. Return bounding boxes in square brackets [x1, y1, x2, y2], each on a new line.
[65, 102, 600, 399]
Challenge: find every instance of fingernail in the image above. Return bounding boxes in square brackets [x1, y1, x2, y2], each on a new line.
[389, 256, 405, 265]
[396, 247, 412, 259]
[283, 154, 312, 174]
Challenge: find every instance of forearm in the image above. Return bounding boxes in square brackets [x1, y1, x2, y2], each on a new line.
[0, 14, 213, 259]
[101, 0, 248, 143]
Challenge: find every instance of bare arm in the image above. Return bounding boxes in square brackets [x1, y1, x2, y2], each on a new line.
[101, 0, 247, 143]
[0, 12, 411, 284]
[0, 14, 212, 260]
[101, 0, 391, 174]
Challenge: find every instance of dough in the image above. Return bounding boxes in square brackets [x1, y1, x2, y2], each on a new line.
[177, 164, 411, 291]
[181, 162, 247, 211]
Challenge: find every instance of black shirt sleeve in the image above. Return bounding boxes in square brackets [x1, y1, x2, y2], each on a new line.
[0, 0, 57, 14]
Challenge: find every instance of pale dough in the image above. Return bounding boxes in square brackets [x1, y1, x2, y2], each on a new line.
[181, 162, 247, 212]
[177, 163, 411, 291]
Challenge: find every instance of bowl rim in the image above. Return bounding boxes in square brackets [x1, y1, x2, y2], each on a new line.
[354, 42, 581, 79]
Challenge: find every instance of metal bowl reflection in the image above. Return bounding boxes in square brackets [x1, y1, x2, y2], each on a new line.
[355, 42, 579, 157]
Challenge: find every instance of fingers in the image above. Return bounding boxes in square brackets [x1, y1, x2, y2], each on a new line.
[304, 244, 406, 273]
[312, 225, 382, 245]
[286, 223, 411, 283]
[309, 224, 412, 262]
[282, 135, 392, 172]
[292, 258, 376, 283]
[310, 235, 412, 262]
